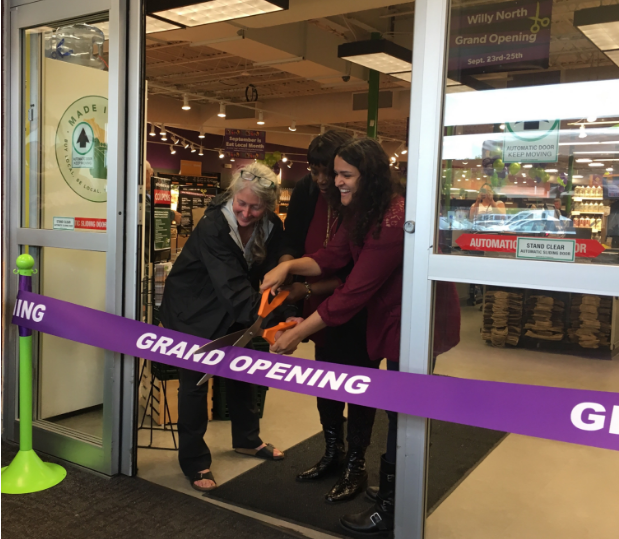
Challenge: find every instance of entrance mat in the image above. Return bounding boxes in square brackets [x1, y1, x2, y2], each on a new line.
[1, 443, 298, 539]
[210, 414, 507, 537]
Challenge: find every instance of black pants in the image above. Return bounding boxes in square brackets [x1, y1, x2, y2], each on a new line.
[177, 367, 263, 477]
[314, 311, 379, 449]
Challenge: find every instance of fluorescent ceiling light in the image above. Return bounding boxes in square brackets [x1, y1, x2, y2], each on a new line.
[391, 72, 411, 82]
[147, 0, 289, 28]
[146, 15, 183, 33]
[545, 169, 558, 173]
[576, 158, 592, 162]
[589, 162, 604, 167]
[574, 5, 619, 67]
[338, 39, 412, 75]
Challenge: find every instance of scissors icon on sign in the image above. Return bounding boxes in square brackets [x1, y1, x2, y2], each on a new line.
[529, 2, 550, 33]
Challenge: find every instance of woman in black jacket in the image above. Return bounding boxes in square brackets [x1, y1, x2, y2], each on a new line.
[159, 163, 285, 492]
[279, 131, 379, 504]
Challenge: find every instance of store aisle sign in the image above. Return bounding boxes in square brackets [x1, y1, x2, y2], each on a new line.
[75, 218, 106, 231]
[55, 95, 108, 203]
[449, 0, 552, 74]
[52, 217, 75, 230]
[456, 234, 605, 258]
[503, 119, 560, 163]
[224, 129, 266, 159]
[516, 237, 575, 262]
[12, 290, 619, 452]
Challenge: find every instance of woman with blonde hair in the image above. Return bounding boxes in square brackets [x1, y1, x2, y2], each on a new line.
[159, 162, 286, 492]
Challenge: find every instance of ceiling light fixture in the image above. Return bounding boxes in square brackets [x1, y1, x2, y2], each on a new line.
[579, 124, 587, 138]
[170, 144, 176, 155]
[182, 94, 191, 110]
[587, 116, 598, 123]
[147, 0, 290, 28]
[218, 103, 226, 118]
[545, 169, 558, 173]
[576, 158, 592, 163]
[219, 150, 225, 159]
[338, 38, 412, 75]
[184, 141, 190, 149]
[191, 145, 196, 153]
[198, 131, 205, 139]
[589, 162, 605, 167]
[257, 110, 265, 125]
[289, 120, 297, 132]
[401, 147, 408, 155]
[230, 157, 235, 162]
[160, 124, 167, 141]
[199, 147, 204, 156]
[574, 4, 619, 68]
[606, 167, 614, 171]
[282, 155, 288, 163]
[149, 124, 156, 136]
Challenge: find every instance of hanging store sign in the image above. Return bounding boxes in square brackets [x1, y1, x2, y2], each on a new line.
[12, 290, 619, 453]
[503, 119, 560, 163]
[456, 233, 605, 258]
[448, 0, 552, 75]
[224, 129, 266, 159]
[55, 95, 108, 203]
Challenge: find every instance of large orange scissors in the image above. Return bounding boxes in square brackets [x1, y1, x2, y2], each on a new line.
[195, 289, 297, 386]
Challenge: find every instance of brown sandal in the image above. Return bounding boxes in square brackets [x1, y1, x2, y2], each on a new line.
[189, 470, 217, 492]
[234, 443, 285, 460]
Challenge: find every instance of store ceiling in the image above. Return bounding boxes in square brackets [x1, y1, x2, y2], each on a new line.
[145, 0, 619, 148]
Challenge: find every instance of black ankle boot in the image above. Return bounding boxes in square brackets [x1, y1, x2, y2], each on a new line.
[325, 447, 367, 503]
[296, 424, 345, 482]
[365, 486, 378, 501]
[340, 454, 395, 534]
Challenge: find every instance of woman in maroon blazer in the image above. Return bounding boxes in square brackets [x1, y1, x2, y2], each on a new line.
[262, 138, 460, 535]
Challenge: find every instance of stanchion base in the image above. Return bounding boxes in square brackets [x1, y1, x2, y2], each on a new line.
[1, 449, 67, 494]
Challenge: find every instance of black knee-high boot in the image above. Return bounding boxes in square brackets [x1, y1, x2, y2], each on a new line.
[325, 447, 368, 503]
[296, 423, 345, 482]
[339, 454, 395, 533]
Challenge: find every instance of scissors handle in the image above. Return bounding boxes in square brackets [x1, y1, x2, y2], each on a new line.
[262, 321, 298, 346]
[258, 289, 289, 318]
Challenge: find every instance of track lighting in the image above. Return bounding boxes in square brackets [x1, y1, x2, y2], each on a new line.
[198, 147, 204, 156]
[184, 141, 190, 149]
[219, 150, 225, 159]
[257, 110, 265, 125]
[149, 124, 156, 136]
[182, 94, 191, 110]
[198, 131, 205, 139]
[282, 155, 288, 162]
[579, 124, 587, 138]
[218, 103, 226, 118]
[289, 120, 297, 132]
[191, 145, 196, 153]
[230, 157, 235, 162]
[170, 144, 176, 154]
[172, 137, 179, 144]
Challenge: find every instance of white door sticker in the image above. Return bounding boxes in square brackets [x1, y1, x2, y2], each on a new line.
[516, 237, 575, 262]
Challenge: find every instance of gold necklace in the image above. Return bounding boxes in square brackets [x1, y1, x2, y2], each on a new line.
[324, 206, 337, 247]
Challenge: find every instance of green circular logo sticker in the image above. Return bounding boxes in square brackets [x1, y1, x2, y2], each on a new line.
[55, 96, 108, 203]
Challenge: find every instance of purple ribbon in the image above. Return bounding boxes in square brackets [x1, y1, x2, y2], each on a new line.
[17, 276, 33, 337]
[11, 290, 619, 452]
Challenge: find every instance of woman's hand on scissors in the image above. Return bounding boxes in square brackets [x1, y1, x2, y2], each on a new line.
[261, 261, 291, 295]
[270, 324, 303, 355]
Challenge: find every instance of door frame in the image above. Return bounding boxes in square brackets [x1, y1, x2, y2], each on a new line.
[396, 0, 619, 536]
[3, 0, 142, 476]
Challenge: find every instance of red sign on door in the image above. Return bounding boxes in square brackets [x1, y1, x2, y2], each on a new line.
[455, 234, 605, 258]
[75, 218, 107, 231]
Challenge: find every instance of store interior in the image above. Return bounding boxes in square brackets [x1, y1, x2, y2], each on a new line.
[32, 0, 619, 537]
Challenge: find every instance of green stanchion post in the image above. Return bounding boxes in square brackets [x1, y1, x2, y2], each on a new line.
[1, 254, 67, 494]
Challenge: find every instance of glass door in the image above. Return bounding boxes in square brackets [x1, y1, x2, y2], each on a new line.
[397, 0, 619, 536]
[4, 0, 141, 475]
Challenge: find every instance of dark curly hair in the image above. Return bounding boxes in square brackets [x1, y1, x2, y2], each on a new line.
[307, 130, 353, 167]
[326, 138, 395, 246]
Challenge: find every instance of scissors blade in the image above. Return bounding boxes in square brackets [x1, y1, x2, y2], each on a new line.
[232, 317, 264, 349]
[195, 319, 262, 387]
[192, 329, 247, 357]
